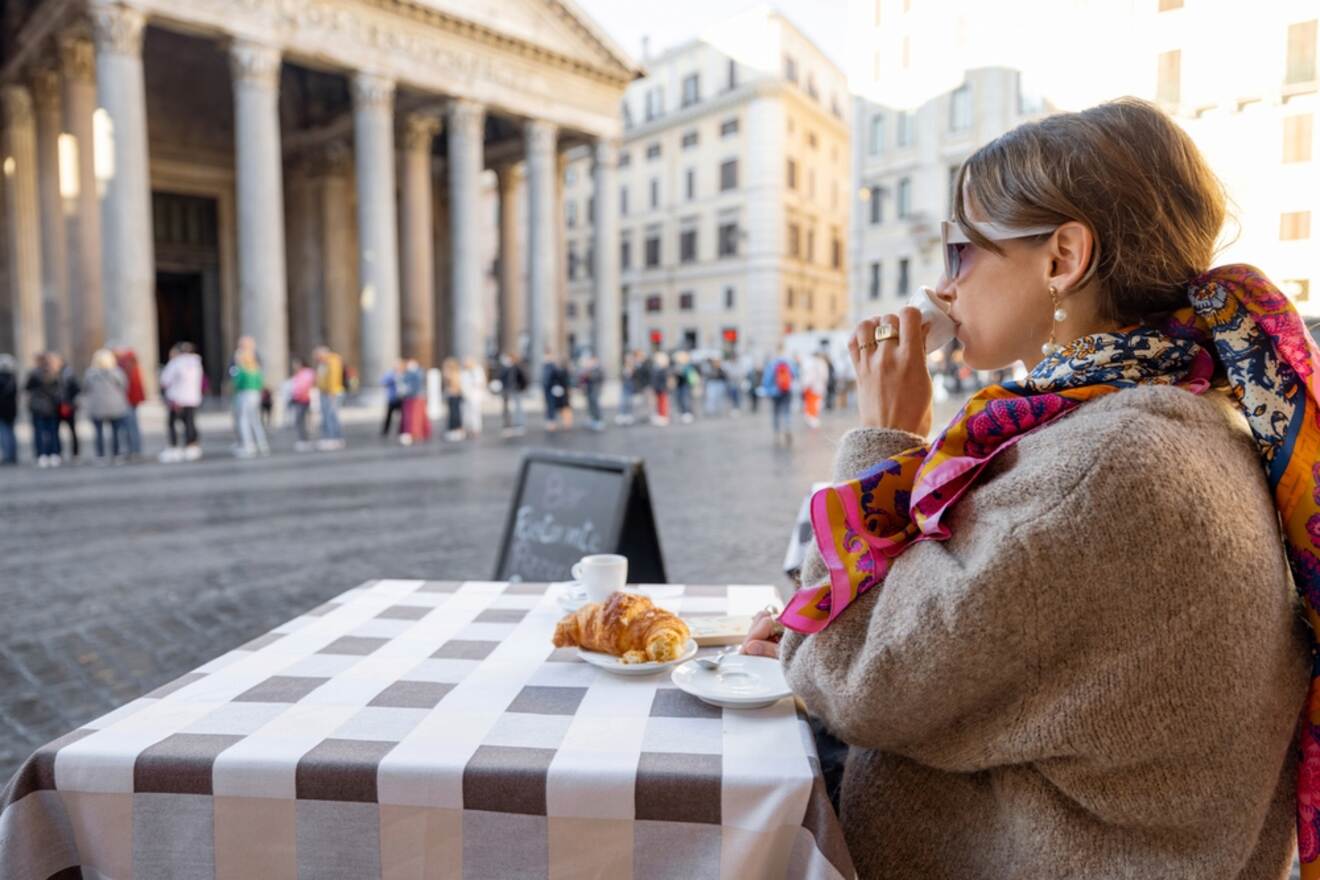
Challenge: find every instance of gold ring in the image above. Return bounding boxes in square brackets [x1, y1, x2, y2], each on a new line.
[858, 341, 877, 351]
[874, 324, 899, 343]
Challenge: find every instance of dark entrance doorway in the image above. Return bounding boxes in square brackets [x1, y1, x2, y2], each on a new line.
[153, 192, 223, 392]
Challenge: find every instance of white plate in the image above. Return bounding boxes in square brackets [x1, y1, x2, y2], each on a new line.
[577, 639, 699, 676]
[671, 654, 793, 709]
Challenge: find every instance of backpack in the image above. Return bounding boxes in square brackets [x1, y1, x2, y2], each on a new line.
[774, 361, 793, 394]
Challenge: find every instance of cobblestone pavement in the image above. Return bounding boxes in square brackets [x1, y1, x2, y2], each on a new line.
[0, 398, 964, 782]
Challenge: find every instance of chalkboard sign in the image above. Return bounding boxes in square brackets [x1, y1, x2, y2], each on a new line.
[494, 449, 667, 584]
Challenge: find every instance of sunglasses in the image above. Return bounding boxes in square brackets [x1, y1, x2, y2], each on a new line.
[941, 219, 1058, 279]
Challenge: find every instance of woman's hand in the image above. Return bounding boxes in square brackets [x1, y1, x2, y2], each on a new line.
[849, 306, 934, 436]
[741, 609, 783, 659]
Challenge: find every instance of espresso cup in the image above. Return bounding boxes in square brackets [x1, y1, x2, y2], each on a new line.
[571, 554, 628, 603]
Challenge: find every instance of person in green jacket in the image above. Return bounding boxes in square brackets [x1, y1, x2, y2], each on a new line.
[230, 339, 268, 458]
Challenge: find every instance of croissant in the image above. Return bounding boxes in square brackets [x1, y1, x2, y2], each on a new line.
[553, 591, 690, 663]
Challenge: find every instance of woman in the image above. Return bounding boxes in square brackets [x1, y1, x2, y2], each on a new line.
[24, 353, 61, 467]
[460, 356, 486, 438]
[649, 351, 671, 426]
[287, 357, 316, 451]
[159, 343, 204, 462]
[0, 354, 17, 465]
[442, 357, 464, 442]
[82, 349, 130, 463]
[230, 342, 268, 457]
[800, 351, 829, 429]
[744, 98, 1312, 878]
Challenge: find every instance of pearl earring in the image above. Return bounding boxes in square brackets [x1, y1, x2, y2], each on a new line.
[1041, 285, 1067, 357]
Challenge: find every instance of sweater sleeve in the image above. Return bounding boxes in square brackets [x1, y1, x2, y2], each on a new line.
[780, 400, 1305, 771]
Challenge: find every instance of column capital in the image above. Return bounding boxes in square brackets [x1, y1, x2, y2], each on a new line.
[496, 161, 526, 188]
[91, 4, 146, 58]
[57, 33, 96, 83]
[1, 84, 34, 127]
[30, 62, 62, 107]
[447, 99, 484, 141]
[352, 72, 394, 111]
[229, 40, 282, 90]
[402, 112, 441, 152]
[525, 119, 557, 155]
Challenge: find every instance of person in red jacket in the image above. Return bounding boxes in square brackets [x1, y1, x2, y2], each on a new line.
[113, 346, 145, 460]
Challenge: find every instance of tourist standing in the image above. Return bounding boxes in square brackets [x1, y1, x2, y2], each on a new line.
[579, 353, 605, 431]
[287, 357, 316, 451]
[0, 354, 18, 465]
[83, 349, 131, 464]
[313, 346, 346, 450]
[231, 342, 269, 457]
[159, 343, 204, 462]
[460, 356, 487, 438]
[442, 357, 464, 441]
[380, 360, 404, 438]
[114, 346, 145, 460]
[761, 347, 798, 445]
[498, 353, 528, 435]
[540, 352, 564, 432]
[401, 359, 430, 444]
[48, 353, 80, 461]
[25, 354, 61, 467]
[801, 351, 829, 429]
[650, 351, 671, 426]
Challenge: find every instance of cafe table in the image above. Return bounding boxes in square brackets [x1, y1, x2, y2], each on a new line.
[0, 579, 854, 879]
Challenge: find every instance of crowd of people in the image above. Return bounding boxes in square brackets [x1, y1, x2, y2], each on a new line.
[0, 335, 1012, 468]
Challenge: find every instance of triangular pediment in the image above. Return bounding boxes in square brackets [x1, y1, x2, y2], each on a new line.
[410, 0, 638, 81]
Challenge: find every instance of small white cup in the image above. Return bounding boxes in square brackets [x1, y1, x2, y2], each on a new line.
[571, 554, 628, 603]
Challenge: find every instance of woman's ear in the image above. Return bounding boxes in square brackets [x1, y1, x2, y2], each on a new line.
[1048, 221, 1094, 293]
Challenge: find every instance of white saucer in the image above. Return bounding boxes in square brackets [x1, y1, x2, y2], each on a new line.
[577, 639, 699, 676]
[555, 582, 591, 613]
[671, 653, 793, 709]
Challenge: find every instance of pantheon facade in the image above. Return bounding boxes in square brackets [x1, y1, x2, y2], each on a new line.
[0, 0, 637, 394]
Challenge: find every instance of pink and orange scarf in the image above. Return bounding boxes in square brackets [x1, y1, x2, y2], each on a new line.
[780, 265, 1320, 870]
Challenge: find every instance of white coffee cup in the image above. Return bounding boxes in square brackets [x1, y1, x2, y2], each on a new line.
[571, 554, 628, 603]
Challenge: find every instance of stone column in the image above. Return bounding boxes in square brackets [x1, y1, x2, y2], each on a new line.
[351, 72, 399, 393]
[496, 163, 525, 358]
[447, 98, 485, 362]
[59, 33, 103, 371]
[592, 139, 621, 377]
[525, 119, 557, 375]
[230, 40, 288, 386]
[399, 112, 439, 366]
[32, 65, 69, 360]
[92, 4, 157, 383]
[2, 85, 45, 371]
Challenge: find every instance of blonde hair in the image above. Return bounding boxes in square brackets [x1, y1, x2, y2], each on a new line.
[92, 349, 117, 371]
[953, 97, 1229, 326]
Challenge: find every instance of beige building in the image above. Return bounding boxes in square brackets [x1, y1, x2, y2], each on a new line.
[562, 7, 851, 363]
[847, 0, 1318, 321]
[0, 0, 639, 394]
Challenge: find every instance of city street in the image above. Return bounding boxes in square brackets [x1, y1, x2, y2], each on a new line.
[0, 396, 963, 783]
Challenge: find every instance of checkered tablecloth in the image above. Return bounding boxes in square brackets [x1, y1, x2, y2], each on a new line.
[0, 580, 853, 880]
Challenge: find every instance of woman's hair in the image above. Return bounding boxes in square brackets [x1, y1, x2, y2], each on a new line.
[92, 348, 117, 371]
[952, 97, 1230, 326]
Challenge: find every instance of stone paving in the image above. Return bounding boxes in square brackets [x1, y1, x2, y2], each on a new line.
[0, 396, 963, 782]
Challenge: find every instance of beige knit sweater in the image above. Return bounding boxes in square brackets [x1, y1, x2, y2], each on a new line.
[781, 384, 1312, 879]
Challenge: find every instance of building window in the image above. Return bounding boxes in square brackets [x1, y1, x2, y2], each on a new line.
[685, 168, 695, 201]
[646, 142, 661, 160]
[806, 73, 819, 101]
[869, 261, 882, 300]
[897, 177, 912, 218]
[620, 186, 629, 216]
[806, 228, 815, 262]
[621, 238, 631, 270]
[681, 129, 699, 149]
[650, 178, 659, 209]
[587, 302, 595, 318]
[1284, 114, 1314, 163]
[950, 83, 972, 131]
[567, 243, 578, 280]
[567, 301, 578, 319]
[784, 54, 798, 83]
[831, 233, 842, 270]
[1287, 20, 1318, 86]
[645, 86, 664, 121]
[646, 294, 663, 313]
[720, 159, 738, 191]
[618, 151, 631, 168]
[808, 131, 818, 149]
[680, 227, 697, 263]
[679, 291, 695, 311]
[1158, 0, 1183, 9]
[1281, 210, 1312, 240]
[587, 197, 594, 225]
[645, 232, 661, 267]
[622, 101, 633, 130]
[831, 95, 843, 120]
[584, 244, 593, 279]
[1157, 50, 1181, 105]
[869, 113, 885, 155]
[718, 221, 739, 257]
[727, 59, 737, 90]
[724, 286, 735, 309]
[720, 117, 739, 137]
[897, 258, 911, 296]
[786, 158, 797, 189]
[682, 329, 699, 350]
[786, 287, 794, 309]
[681, 73, 701, 108]
[787, 222, 801, 258]
[869, 186, 884, 224]
[897, 110, 914, 147]
[566, 200, 578, 228]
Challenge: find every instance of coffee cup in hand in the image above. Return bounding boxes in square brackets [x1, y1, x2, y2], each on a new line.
[571, 554, 628, 603]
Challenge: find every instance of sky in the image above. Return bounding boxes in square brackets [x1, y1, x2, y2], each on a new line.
[575, 0, 850, 69]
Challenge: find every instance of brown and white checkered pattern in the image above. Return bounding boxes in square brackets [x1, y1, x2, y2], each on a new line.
[0, 580, 854, 880]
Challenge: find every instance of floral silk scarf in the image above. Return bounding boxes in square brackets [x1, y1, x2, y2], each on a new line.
[779, 265, 1320, 869]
